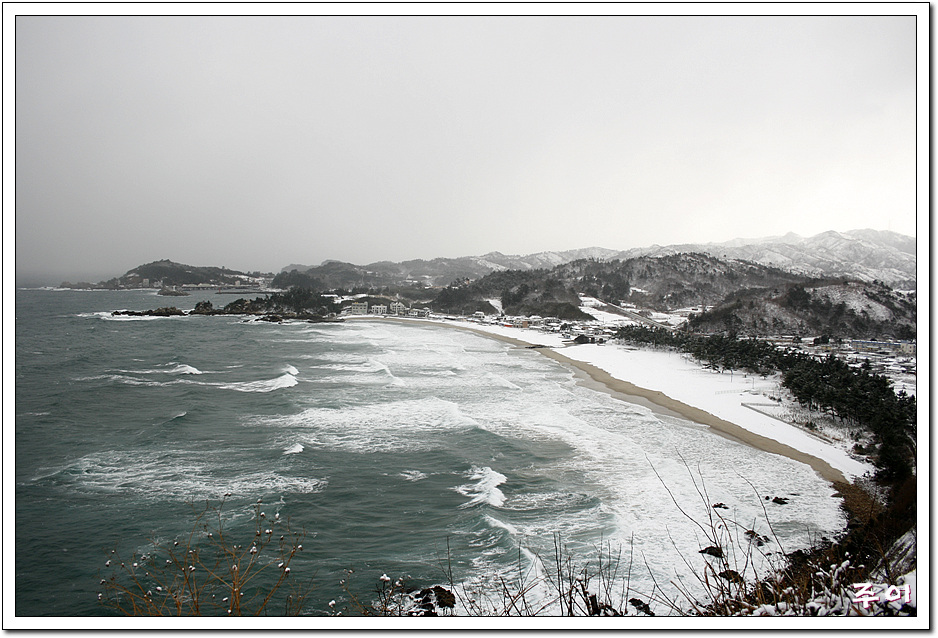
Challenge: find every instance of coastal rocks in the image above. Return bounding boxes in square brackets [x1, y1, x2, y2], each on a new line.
[745, 530, 771, 546]
[629, 597, 655, 616]
[112, 307, 184, 317]
[189, 300, 216, 314]
[699, 546, 724, 559]
[125, 299, 344, 323]
[407, 585, 456, 616]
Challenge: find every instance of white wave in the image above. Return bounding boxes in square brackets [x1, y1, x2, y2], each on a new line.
[498, 491, 596, 512]
[111, 363, 204, 376]
[219, 372, 298, 393]
[75, 373, 178, 387]
[456, 466, 507, 508]
[36, 451, 327, 500]
[87, 310, 179, 322]
[168, 364, 203, 375]
[283, 443, 304, 455]
[484, 513, 519, 535]
[283, 364, 299, 376]
[258, 396, 478, 454]
[368, 358, 406, 387]
[485, 372, 522, 390]
[399, 470, 428, 482]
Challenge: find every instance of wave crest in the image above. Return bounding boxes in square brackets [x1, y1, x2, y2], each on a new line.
[456, 466, 507, 508]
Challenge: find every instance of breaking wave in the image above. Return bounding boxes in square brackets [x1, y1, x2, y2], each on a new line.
[456, 466, 507, 509]
[217, 372, 298, 393]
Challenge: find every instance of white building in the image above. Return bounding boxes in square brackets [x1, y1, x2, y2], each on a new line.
[369, 305, 388, 315]
[347, 301, 368, 315]
[390, 301, 408, 316]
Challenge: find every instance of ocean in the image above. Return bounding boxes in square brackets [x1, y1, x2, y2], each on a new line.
[14, 289, 846, 616]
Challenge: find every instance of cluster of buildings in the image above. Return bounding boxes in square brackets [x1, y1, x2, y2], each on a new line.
[461, 311, 621, 343]
[342, 300, 431, 318]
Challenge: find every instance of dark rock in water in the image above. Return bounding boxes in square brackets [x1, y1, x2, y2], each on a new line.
[404, 585, 456, 616]
[190, 300, 216, 315]
[699, 546, 724, 558]
[259, 314, 283, 322]
[745, 529, 770, 546]
[772, 496, 789, 505]
[629, 597, 654, 616]
[112, 307, 184, 317]
[712, 502, 729, 510]
[157, 287, 189, 296]
[150, 307, 185, 316]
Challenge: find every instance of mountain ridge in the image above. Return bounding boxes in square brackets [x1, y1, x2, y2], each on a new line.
[281, 229, 915, 289]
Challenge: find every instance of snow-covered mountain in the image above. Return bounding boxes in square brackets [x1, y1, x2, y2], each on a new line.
[471, 247, 623, 271]
[616, 230, 916, 288]
[282, 230, 915, 290]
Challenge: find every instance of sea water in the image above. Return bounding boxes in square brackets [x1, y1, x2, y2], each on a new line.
[14, 289, 846, 616]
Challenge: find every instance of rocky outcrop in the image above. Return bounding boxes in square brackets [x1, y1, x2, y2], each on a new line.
[112, 307, 185, 317]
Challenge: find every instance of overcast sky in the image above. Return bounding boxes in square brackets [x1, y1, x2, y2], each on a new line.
[12, 11, 921, 283]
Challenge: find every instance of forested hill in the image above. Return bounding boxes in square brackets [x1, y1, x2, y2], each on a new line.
[687, 279, 917, 340]
[426, 253, 812, 318]
[550, 253, 807, 310]
[61, 260, 271, 289]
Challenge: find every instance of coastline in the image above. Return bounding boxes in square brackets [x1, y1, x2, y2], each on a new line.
[351, 316, 858, 485]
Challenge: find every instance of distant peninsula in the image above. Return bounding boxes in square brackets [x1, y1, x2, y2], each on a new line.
[59, 259, 275, 292]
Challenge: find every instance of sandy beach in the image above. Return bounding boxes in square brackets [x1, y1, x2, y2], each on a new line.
[351, 316, 873, 486]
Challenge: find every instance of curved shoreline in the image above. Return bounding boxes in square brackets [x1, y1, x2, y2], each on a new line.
[353, 316, 848, 485]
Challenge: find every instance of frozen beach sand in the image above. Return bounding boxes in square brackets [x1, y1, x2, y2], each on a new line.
[361, 317, 873, 484]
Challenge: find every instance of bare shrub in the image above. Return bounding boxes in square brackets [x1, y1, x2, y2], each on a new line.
[98, 498, 313, 616]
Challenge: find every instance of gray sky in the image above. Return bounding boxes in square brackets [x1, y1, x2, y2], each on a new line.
[12, 12, 920, 283]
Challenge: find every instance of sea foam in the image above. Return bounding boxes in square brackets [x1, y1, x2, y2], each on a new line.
[456, 466, 507, 508]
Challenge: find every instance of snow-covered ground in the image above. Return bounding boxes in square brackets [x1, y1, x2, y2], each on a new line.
[389, 316, 874, 482]
[577, 295, 691, 328]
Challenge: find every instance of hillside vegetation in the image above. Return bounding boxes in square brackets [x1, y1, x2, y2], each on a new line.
[688, 280, 916, 340]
